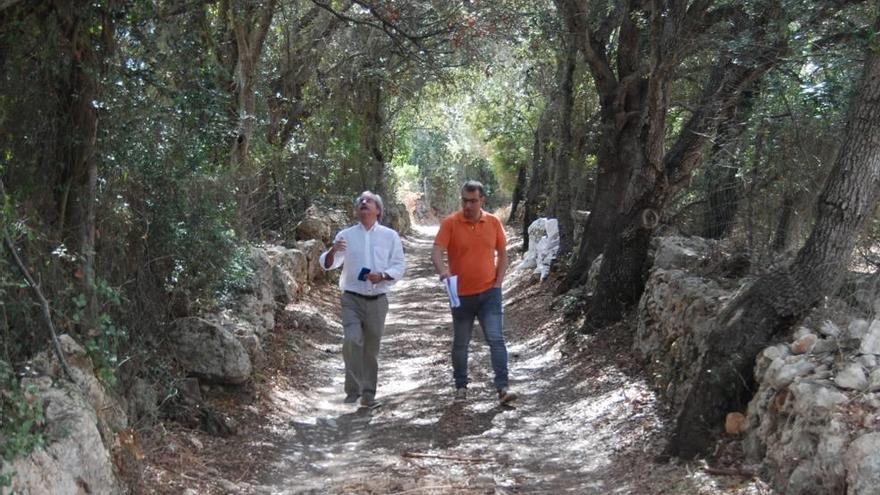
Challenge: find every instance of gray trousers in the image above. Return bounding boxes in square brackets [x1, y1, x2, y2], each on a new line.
[341, 292, 388, 399]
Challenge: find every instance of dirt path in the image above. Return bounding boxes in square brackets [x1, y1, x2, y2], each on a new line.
[242, 226, 767, 494]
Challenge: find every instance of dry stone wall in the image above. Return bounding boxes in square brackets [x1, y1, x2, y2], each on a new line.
[636, 236, 880, 493]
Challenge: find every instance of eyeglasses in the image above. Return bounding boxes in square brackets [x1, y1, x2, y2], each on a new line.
[359, 197, 377, 204]
[461, 198, 481, 205]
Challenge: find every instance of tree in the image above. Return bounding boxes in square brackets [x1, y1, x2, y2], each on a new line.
[669, 18, 880, 458]
[558, 1, 816, 329]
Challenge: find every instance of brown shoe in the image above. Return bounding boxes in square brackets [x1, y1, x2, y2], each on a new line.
[498, 388, 517, 405]
[361, 394, 380, 409]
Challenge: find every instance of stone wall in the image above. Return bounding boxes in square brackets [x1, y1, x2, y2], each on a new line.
[635, 236, 880, 494]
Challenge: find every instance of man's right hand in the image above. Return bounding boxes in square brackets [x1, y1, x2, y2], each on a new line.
[438, 270, 451, 281]
[330, 239, 347, 253]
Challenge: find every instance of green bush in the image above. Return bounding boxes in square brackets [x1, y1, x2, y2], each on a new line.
[0, 360, 45, 488]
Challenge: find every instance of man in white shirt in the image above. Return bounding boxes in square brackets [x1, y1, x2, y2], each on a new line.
[319, 191, 405, 408]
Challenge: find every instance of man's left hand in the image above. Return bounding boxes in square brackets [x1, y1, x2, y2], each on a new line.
[366, 272, 385, 283]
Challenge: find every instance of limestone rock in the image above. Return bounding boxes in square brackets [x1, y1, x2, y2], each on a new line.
[297, 239, 326, 283]
[294, 215, 331, 243]
[768, 359, 815, 389]
[821, 320, 843, 338]
[383, 202, 411, 235]
[1, 377, 121, 494]
[169, 317, 253, 384]
[651, 236, 712, 271]
[859, 320, 880, 354]
[834, 363, 868, 391]
[845, 432, 880, 495]
[870, 368, 880, 392]
[791, 333, 818, 355]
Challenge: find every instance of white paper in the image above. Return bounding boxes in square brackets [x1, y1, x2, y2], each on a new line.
[444, 275, 460, 308]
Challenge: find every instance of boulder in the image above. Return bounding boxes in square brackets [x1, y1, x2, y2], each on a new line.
[294, 204, 351, 244]
[294, 215, 330, 244]
[204, 313, 267, 372]
[845, 432, 880, 494]
[264, 245, 307, 304]
[2, 378, 121, 494]
[650, 236, 713, 271]
[383, 202, 411, 235]
[297, 239, 326, 283]
[169, 317, 252, 384]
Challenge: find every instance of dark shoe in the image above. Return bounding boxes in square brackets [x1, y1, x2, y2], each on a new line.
[360, 395, 380, 408]
[454, 388, 468, 402]
[344, 393, 360, 404]
[498, 387, 517, 405]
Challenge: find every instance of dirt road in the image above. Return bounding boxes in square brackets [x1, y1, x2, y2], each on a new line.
[245, 226, 767, 494]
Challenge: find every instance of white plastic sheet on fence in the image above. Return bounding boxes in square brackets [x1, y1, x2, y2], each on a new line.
[516, 217, 559, 280]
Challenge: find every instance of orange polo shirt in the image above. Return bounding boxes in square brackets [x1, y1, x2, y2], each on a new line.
[434, 210, 506, 296]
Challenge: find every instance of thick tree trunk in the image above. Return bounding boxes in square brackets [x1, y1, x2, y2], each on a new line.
[669, 42, 880, 458]
[561, 131, 640, 291]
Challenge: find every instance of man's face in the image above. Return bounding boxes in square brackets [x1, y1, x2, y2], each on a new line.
[356, 194, 380, 222]
[461, 189, 484, 221]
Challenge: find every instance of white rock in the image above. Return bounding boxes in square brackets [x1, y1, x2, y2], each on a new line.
[821, 320, 843, 338]
[859, 354, 877, 369]
[869, 369, 880, 392]
[770, 360, 816, 389]
[834, 363, 868, 391]
[812, 338, 839, 354]
[845, 432, 880, 494]
[791, 382, 848, 412]
[860, 321, 880, 354]
[849, 319, 872, 340]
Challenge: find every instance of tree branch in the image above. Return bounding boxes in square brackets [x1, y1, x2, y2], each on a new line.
[0, 180, 77, 384]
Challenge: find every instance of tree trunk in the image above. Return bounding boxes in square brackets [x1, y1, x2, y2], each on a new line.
[559, 1, 786, 310]
[361, 77, 387, 197]
[561, 132, 637, 291]
[507, 162, 527, 225]
[523, 108, 551, 252]
[54, 0, 114, 338]
[669, 39, 880, 459]
[551, 9, 577, 257]
[228, 0, 276, 170]
[216, 0, 275, 236]
[770, 193, 796, 252]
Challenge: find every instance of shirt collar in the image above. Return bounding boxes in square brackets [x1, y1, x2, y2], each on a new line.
[456, 210, 486, 223]
[358, 221, 379, 232]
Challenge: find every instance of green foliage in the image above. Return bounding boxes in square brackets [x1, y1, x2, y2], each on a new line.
[215, 245, 256, 306]
[71, 279, 127, 387]
[0, 360, 45, 487]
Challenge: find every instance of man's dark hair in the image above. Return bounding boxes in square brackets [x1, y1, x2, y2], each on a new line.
[461, 180, 485, 197]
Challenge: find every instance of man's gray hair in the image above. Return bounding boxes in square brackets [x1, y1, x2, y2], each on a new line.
[356, 190, 384, 218]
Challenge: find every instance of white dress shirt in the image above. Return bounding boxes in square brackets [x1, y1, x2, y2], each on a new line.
[319, 222, 406, 295]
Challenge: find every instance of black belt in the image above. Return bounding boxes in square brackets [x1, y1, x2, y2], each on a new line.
[344, 290, 386, 300]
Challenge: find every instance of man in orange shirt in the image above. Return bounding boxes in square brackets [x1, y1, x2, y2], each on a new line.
[431, 180, 517, 405]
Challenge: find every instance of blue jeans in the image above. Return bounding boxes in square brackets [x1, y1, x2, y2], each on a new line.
[451, 287, 509, 390]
